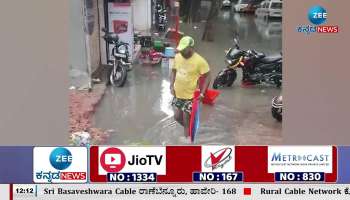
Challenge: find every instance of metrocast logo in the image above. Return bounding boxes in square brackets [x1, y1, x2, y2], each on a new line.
[97, 147, 166, 175]
[268, 146, 334, 173]
[201, 146, 235, 172]
[33, 147, 88, 183]
[296, 5, 339, 35]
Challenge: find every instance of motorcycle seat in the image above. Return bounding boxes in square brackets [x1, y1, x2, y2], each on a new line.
[103, 33, 119, 43]
[256, 52, 265, 58]
[119, 41, 129, 46]
[250, 50, 265, 58]
[260, 54, 282, 64]
[259, 63, 278, 70]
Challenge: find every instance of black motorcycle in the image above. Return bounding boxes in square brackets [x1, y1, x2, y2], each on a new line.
[271, 95, 282, 122]
[213, 36, 282, 89]
[102, 28, 131, 87]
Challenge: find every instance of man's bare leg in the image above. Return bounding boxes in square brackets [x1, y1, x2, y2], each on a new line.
[183, 111, 191, 138]
[174, 108, 184, 126]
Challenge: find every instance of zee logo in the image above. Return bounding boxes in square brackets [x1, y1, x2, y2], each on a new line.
[50, 147, 73, 170]
[297, 5, 339, 34]
[308, 5, 327, 25]
[33, 147, 88, 183]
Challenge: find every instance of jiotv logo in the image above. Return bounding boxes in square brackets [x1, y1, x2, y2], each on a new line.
[297, 5, 339, 34]
[33, 147, 87, 183]
[98, 147, 166, 175]
[201, 146, 235, 172]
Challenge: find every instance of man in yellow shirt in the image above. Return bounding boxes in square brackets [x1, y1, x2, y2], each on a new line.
[170, 36, 211, 138]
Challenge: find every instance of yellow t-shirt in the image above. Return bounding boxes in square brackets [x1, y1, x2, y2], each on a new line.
[172, 53, 210, 99]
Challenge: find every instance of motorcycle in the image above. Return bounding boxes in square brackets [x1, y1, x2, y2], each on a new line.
[102, 28, 131, 87]
[156, 4, 167, 31]
[213, 36, 282, 89]
[158, 10, 167, 31]
[271, 95, 282, 122]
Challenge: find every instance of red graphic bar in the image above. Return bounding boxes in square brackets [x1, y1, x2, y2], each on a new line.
[90, 146, 106, 182]
[9, 184, 13, 200]
[157, 146, 201, 182]
[236, 146, 274, 182]
[325, 146, 337, 182]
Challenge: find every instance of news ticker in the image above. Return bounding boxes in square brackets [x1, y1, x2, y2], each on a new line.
[5, 184, 350, 200]
[2, 146, 350, 183]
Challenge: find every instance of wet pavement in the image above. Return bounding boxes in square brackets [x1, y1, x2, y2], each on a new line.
[93, 8, 282, 145]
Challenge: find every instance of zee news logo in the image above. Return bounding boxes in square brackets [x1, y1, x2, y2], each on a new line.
[35, 147, 86, 182]
[297, 5, 339, 34]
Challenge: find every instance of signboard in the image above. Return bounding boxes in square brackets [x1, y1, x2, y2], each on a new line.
[107, 2, 134, 60]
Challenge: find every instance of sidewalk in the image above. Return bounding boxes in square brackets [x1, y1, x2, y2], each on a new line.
[69, 82, 110, 145]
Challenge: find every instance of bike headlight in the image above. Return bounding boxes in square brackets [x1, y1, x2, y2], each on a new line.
[226, 59, 233, 65]
[278, 96, 283, 102]
[118, 45, 127, 54]
[272, 96, 283, 108]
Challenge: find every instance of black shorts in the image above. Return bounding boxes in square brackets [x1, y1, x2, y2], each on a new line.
[171, 97, 192, 114]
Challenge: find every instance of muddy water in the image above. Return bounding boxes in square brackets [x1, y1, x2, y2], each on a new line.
[93, 10, 282, 145]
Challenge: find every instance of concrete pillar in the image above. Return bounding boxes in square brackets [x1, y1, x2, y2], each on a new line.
[69, 0, 89, 87]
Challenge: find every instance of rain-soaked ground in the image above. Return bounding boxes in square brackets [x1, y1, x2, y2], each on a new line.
[93, 8, 282, 145]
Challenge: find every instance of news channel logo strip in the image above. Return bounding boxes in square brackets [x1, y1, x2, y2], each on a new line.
[33, 147, 88, 183]
[297, 5, 339, 35]
[103, 146, 239, 183]
[31, 145, 336, 183]
[98, 146, 238, 182]
[268, 146, 336, 182]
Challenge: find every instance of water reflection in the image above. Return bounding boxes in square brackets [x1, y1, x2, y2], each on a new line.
[160, 80, 174, 116]
[233, 13, 254, 39]
[254, 17, 282, 39]
[222, 10, 231, 20]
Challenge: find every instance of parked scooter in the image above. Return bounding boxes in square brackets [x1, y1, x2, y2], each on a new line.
[271, 95, 282, 122]
[213, 35, 282, 89]
[102, 28, 131, 87]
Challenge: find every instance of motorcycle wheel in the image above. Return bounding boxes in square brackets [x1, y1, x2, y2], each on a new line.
[213, 74, 226, 89]
[226, 70, 237, 87]
[274, 74, 282, 88]
[110, 64, 127, 87]
[271, 107, 282, 122]
[158, 26, 165, 32]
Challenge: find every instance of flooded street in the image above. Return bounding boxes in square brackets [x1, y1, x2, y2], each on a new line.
[94, 8, 282, 145]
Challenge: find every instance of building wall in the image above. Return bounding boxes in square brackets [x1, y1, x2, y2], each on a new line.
[133, 0, 152, 31]
[69, 0, 102, 87]
[69, 0, 87, 74]
[98, 0, 107, 64]
[87, 0, 101, 73]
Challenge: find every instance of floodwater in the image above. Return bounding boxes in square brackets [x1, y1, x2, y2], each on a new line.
[93, 9, 283, 145]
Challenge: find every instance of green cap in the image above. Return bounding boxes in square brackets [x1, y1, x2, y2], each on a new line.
[176, 36, 195, 51]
